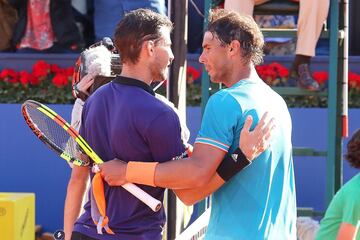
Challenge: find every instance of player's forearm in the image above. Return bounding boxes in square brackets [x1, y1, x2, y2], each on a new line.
[174, 149, 252, 205]
[64, 177, 87, 240]
[174, 173, 225, 205]
[125, 144, 225, 189]
[154, 156, 214, 189]
[125, 157, 213, 189]
[336, 222, 357, 240]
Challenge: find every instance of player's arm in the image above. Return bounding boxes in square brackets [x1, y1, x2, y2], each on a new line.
[336, 193, 360, 240]
[317, 186, 360, 240]
[99, 107, 218, 189]
[173, 149, 259, 205]
[336, 223, 358, 240]
[100, 92, 274, 188]
[64, 166, 89, 240]
[126, 107, 275, 188]
[123, 95, 234, 189]
[173, 113, 274, 205]
[64, 112, 90, 240]
[101, 112, 273, 192]
[154, 140, 225, 188]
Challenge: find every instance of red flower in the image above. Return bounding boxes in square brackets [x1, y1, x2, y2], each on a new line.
[65, 66, 74, 77]
[50, 64, 61, 74]
[30, 76, 40, 85]
[19, 71, 31, 86]
[349, 72, 360, 88]
[52, 74, 69, 88]
[32, 60, 50, 79]
[268, 62, 282, 70]
[278, 67, 289, 78]
[0, 69, 18, 83]
[255, 65, 266, 79]
[313, 71, 328, 85]
[276, 64, 289, 78]
[17, 71, 39, 86]
[259, 66, 277, 84]
[256, 62, 289, 85]
[269, 62, 289, 78]
[187, 66, 201, 84]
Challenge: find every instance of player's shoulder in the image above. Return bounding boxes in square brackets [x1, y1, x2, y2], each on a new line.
[129, 92, 177, 122]
[340, 174, 360, 195]
[208, 89, 240, 109]
[151, 97, 177, 118]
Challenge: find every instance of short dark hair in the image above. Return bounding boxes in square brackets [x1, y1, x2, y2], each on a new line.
[114, 9, 173, 64]
[206, 9, 264, 65]
[344, 129, 360, 169]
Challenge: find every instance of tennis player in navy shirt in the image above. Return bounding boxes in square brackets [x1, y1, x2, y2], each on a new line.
[73, 75, 185, 239]
[67, 9, 185, 240]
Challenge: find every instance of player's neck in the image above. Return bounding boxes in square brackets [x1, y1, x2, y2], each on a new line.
[120, 64, 152, 86]
[226, 64, 253, 87]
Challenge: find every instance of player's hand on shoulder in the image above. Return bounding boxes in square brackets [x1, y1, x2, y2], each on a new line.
[98, 159, 127, 186]
[239, 112, 276, 161]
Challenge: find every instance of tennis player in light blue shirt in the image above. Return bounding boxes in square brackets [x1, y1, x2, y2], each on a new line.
[196, 76, 296, 239]
[189, 9, 297, 239]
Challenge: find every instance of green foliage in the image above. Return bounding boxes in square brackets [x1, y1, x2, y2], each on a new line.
[0, 78, 73, 104]
[0, 61, 74, 104]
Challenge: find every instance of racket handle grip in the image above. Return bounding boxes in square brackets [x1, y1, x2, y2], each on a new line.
[122, 183, 162, 212]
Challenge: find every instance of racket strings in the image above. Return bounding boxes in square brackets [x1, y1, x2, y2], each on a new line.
[25, 105, 81, 161]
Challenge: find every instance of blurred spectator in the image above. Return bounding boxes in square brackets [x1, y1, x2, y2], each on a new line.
[225, 0, 329, 91]
[71, 0, 95, 48]
[93, 0, 166, 41]
[255, 15, 296, 55]
[316, 129, 360, 240]
[0, 0, 18, 51]
[297, 217, 320, 240]
[9, 0, 83, 53]
[188, 0, 204, 53]
[349, 0, 360, 56]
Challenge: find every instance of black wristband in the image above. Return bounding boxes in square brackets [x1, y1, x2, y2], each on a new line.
[216, 148, 251, 182]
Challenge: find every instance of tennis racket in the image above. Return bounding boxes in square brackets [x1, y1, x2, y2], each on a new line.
[21, 99, 161, 212]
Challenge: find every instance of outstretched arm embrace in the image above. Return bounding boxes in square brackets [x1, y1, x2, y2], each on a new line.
[98, 112, 275, 205]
